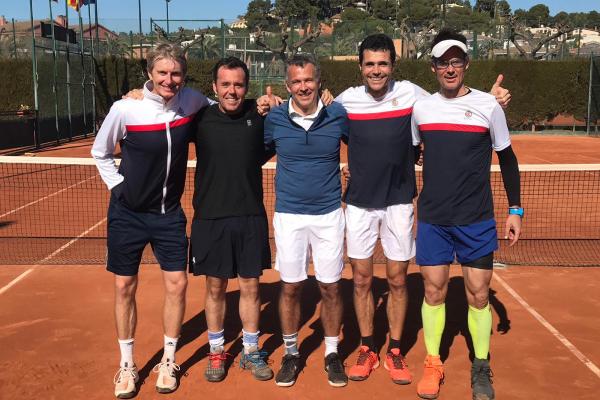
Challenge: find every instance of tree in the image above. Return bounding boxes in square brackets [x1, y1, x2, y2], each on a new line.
[341, 7, 368, 21]
[507, 15, 574, 59]
[474, 0, 495, 17]
[528, 4, 550, 27]
[496, 1, 511, 18]
[371, 0, 396, 21]
[245, 0, 275, 30]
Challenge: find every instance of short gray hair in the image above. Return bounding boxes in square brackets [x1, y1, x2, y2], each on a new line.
[146, 43, 187, 76]
[285, 54, 320, 82]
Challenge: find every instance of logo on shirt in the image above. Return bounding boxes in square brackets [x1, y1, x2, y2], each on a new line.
[465, 110, 473, 118]
[247, 120, 252, 127]
[177, 107, 185, 116]
[392, 98, 399, 107]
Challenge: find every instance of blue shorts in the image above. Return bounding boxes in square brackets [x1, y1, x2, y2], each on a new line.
[416, 219, 498, 268]
[107, 198, 188, 276]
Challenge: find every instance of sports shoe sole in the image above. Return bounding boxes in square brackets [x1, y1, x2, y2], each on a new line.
[328, 379, 347, 387]
[348, 360, 380, 381]
[383, 361, 412, 385]
[205, 373, 226, 383]
[275, 378, 296, 387]
[116, 393, 136, 400]
[156, 385, 177, 394]
[473, 394, 494, 400]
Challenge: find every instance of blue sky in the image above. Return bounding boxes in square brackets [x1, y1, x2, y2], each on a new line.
[2, 1, 598, 31]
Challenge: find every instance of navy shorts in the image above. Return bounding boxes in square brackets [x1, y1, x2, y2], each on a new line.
[189, 215, 271, 279]
[416, 219, 498, 268]
[106, 198, 188, 276]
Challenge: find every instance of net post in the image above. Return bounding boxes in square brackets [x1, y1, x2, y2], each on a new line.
[588, 52, 594, 136]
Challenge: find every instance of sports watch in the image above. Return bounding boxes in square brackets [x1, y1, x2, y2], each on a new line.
[508, 207, 524, 217]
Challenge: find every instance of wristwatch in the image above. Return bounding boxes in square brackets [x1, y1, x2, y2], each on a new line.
[508, 207, 524, 217]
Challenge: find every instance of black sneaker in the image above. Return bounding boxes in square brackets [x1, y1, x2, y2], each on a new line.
[275, 353, 301, 387]
[471, 358, 495, 400]
[324, 352, 348, 387]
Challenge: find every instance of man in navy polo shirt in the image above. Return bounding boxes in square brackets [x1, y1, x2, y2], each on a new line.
[412, 28, 522, 400]
[264, 54, 349, 388]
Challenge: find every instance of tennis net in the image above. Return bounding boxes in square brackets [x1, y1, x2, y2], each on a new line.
[1, 156, 599, 266]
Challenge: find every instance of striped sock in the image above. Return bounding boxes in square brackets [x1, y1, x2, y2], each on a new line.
[208, 329, 225, 353]
[242, 329, 259, 353]
[283, 332, 299, 355]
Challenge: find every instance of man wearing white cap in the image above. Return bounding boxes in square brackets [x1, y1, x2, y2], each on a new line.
[411, 28, 522, 400]
[335, 33, 511, 386]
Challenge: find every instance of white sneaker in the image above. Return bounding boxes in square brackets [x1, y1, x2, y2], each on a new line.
[113, 363, 139, 399]
[153, 359, 180, 393]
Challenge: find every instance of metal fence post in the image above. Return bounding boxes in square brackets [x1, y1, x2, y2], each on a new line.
[29, 0, 40, 148]
[48, 0, 60, 144]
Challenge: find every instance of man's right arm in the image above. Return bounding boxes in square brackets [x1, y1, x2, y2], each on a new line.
[91, 102, 126, 190]
[263, 115, 276, 164]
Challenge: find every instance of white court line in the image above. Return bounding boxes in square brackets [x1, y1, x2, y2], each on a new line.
[0, 217, 107, 296]
[1, 174, 99, 219]
[493, 273, 600, 379]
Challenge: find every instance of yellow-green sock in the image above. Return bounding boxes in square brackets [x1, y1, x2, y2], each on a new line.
[468, 303, 492, 359]
[421, 301, 445, 356]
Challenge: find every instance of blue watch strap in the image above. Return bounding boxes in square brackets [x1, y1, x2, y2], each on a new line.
[508, 207, 524, 217]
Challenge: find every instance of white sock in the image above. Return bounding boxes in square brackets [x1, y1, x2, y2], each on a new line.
[163, 335, 178, 363]
[242, 329, 260, 353]
[208, 329, 225, 353]
[324, 336, 339, 357]
[118, 338, 134, 367]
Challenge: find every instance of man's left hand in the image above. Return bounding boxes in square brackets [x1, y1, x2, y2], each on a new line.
[504, 214, 522, 246]
[491, 74, 511, 109]
[320, 89, 334, 106]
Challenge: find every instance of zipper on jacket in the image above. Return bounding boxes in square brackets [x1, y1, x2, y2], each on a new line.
[161, 121, 172, 214]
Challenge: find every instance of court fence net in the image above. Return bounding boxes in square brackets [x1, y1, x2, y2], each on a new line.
[1, 156, 599, 267]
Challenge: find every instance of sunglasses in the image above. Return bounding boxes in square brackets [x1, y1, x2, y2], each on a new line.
[433, 58, 467, 70]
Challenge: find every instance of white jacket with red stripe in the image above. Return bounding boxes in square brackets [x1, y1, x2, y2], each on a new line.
[91, 81, 212, 213]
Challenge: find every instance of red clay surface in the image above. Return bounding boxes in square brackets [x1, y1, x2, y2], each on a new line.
[1, 264, 600, 399]
[1, 135, 600, 398]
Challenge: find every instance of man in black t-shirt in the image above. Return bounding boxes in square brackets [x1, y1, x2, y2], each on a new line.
[189, 57, 274, 383]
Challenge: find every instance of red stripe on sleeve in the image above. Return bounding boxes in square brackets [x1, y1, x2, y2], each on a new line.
[125, 114, 196, 132]
[419, 123, 489, 133]
[347, 107, 413, 121]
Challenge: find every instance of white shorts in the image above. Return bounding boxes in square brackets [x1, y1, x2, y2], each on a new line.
[273, 208, 345, 284]
[345, 203, 415, 262]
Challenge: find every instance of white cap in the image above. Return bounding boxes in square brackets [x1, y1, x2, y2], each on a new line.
[431, 39, 468, 58]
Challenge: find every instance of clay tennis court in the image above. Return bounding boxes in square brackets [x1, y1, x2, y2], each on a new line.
[1, 134, 600, 399]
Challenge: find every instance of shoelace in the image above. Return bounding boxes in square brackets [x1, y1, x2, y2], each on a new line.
[281, 355, 300, 371]
[244, 350, 270, 367]
[389, 352, 406, 369]
[152, 361, 181, 377]
[472, 366, 494, 386]
[113, 366, 137, 384]
[356, 349, 371, 366]
[327, 357, 344, 373]
[207, 352, 230, 369]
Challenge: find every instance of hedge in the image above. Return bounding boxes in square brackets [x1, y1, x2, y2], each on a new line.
[0, 58, 591, 130]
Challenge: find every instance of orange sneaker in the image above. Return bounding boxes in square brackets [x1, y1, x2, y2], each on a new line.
[417, 355, 444, 399]
[384, 348, 412, 385]
[348, 346, 379, 381]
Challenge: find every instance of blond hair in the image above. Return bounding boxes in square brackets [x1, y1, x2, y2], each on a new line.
[146, 43, 187, 76]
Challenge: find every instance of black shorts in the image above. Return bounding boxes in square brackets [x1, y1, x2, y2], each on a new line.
[107, 198, 188, 276]
[189, 215, 271, 279]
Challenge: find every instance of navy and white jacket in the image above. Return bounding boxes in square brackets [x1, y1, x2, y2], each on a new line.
[412, 89, 511, 225]
[264, 100, 349, 215]
[91, 81, 211, 214]
[335, 81, 430, 208]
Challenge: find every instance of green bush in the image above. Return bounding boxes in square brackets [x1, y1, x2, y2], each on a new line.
[0, 57, 591, 130]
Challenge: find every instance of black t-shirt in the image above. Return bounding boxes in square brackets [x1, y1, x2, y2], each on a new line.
[192, 100, 267, 219]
